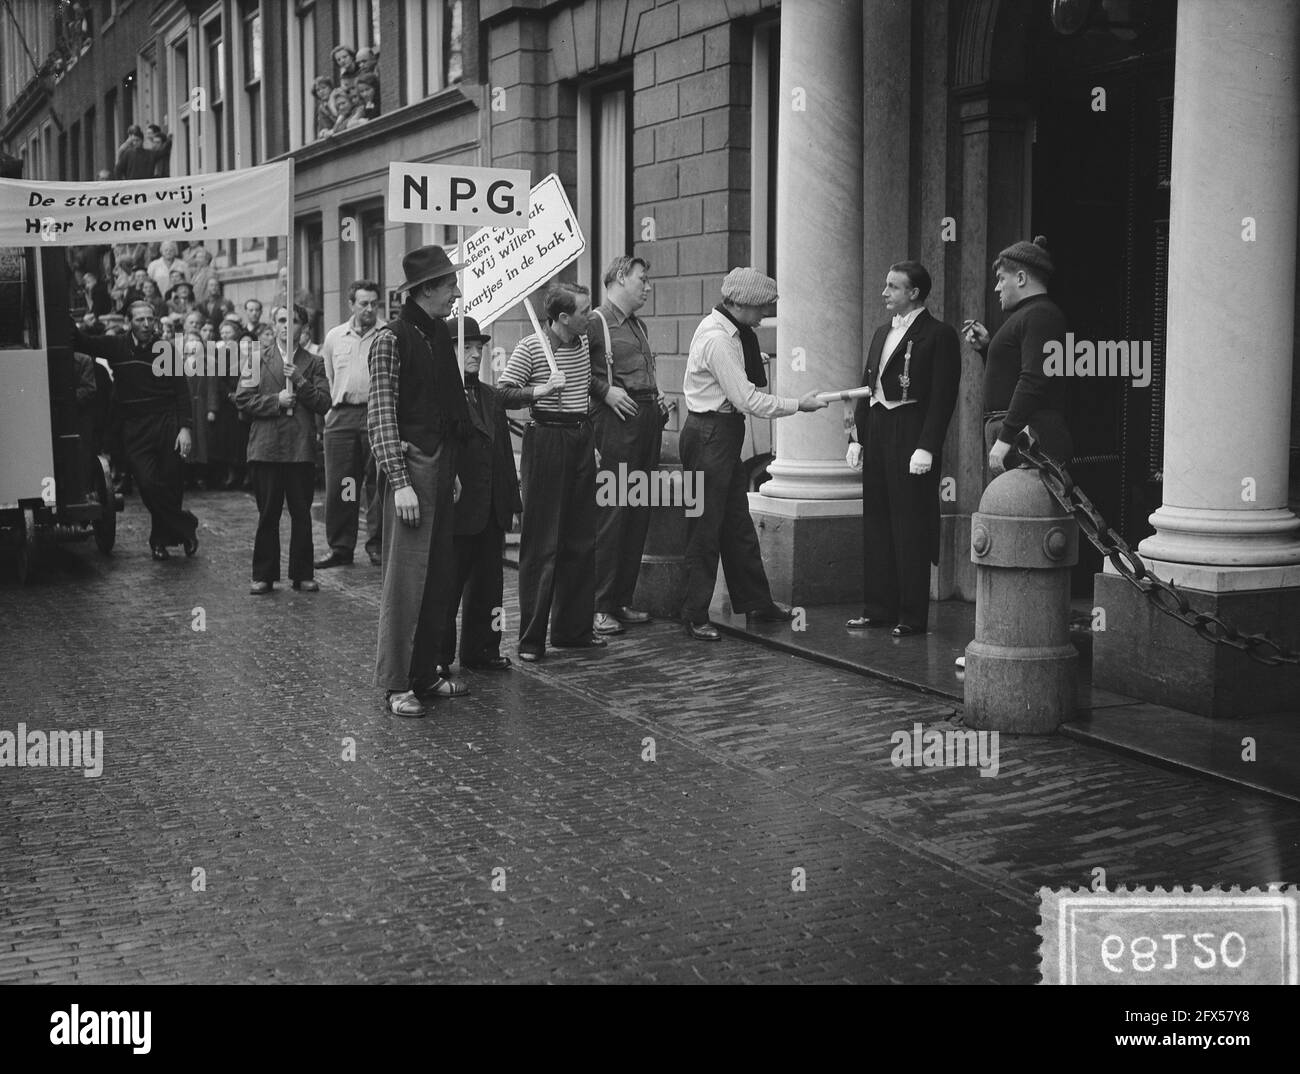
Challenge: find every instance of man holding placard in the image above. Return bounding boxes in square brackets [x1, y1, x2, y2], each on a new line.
[368, 245, 474, 717]
[679, 268, 828, 641]
[496, 281, 602, 662]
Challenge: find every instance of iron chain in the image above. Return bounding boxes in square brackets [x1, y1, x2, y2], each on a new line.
[1013, 434, 1299, 667]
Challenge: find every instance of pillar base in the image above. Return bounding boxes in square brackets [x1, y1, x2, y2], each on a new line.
[748, 494, 862, 606]
[963, 641, 1076, 733]
[1140, 505, 1300, 566]
[1092, 571, 1300, 718]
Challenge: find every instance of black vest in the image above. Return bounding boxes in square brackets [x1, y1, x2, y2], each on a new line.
[390, 316, 449, 453]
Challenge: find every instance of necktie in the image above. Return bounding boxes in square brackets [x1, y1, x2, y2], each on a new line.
[892, 314, 908, 330]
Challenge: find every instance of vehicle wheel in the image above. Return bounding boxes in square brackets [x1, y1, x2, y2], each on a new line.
[15, 507, 37, 585]
[745, 452, 774, 493]
[92, 454, 116, 554]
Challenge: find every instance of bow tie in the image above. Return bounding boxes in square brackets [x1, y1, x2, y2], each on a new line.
[892, 314, 910, 330]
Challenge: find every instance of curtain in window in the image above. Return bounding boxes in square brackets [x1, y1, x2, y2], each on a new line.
[596, 89, 627, 284]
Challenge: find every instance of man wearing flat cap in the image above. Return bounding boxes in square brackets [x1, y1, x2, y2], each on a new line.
[438, 315, 521, 677]
[679, 267, 828, 641]
[368, 245, 474, 717]
[962, 235, 1072, 476]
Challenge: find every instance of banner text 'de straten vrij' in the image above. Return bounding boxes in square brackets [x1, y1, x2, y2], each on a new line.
[0, 161, 292, 246]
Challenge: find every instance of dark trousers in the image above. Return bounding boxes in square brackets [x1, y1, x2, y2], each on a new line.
[322, 404, 381, 558]
[593, 401, 662, 613]
[861, 403, 938, 630]
[983, 409, 1073, 479]
[120, 408, 197, 549]
[679, 411, 773, 625]
[517, 421, 596, 653]
[442, 519, 507, 665]
[249, 461, 315, 583]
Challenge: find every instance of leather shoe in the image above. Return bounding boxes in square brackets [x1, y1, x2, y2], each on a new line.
[891, 624, 922, 637]
[292, 579, 319, 592]
[413, 677, 470, 698]
[386, 690, 426, 718]
[553, 636, 608, 649]
[593, 612, 625, 635]
[367, 551, 382, 566]
[614, 606, 652, 624]
[183, 534, 199, 557]
[846, 616, 891, 629]
[151, 545, 170, 561]
[748, 602, 794, 622]
[314, 552, 352, 569]
[463, 656, 512, 671]
[686, 622, 721, 641]
[249, 581, 272, 594]
[518, 650, 543, 663]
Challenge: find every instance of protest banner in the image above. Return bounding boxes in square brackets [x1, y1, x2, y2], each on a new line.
[0, 161, 291, 246]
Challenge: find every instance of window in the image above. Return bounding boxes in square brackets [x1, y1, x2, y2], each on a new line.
[360, 207, 386, 294]
[290, 2, 317, 149]
[296, 214, 324, 339]
[336, 0, 380, 49]
[70, 120, 81, 180]
[751, 21, 779, 277]
[242, 1, 263, 167]
[169, 31, 197, 175]
[104, 87, 118, 170]
[576, 79, 632, 295]
[84, 106, 96, 178]
[203, 13, 226, 171]
[400, 0, 462, 105]
[0, 248, 42, 350]
[43, 124, 54, 183]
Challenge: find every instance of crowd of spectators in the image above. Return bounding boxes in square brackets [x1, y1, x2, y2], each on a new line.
[313, 44, 381, 140]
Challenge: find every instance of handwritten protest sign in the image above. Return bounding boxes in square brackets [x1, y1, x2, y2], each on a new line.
[449, 173, 586, 328]
[0, 161, 290, 246]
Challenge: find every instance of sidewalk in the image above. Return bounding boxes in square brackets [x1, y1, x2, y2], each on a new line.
[709, 594, 1300, 805]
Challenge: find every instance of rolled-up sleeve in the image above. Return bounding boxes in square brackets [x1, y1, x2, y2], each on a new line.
[367, 329, 408, 491]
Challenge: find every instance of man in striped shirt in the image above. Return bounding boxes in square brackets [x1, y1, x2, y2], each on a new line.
[496, 280, 604, 661]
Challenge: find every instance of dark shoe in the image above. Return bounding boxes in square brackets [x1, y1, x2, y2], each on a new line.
[463, 656, 512, 671]
[386, 690, 426, 718]
[249, 581, 273, 595]
[367, 551, 382, 566]
[614, 606, 652, 624]
[553, 636, 608, 649]
[183, 534, 199, 557]
[517, 650, 543, 663]
[414, 677, 470, 698]
[846, 616, 891, 629]
[686, 622, 721, 641]
[436, 664, 452, 679]
[891, 624, 923, 637]
[593, 612, 625, 635]
[150, 545, 170, 561]
[314, 552, 353, 569]
[748, 602, 794, 622]
[292, 579, 319, 592]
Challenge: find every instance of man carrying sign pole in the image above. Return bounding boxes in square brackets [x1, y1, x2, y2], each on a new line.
[368, 245, 474, 717]
[496, 281, 599, 662]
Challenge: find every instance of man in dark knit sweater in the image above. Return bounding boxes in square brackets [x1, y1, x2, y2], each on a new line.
[963, 236, 1072, 475]
[72, 301, 198, 559]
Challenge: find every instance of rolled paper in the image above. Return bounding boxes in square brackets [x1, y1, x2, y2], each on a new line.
[815, 385, 873, 402]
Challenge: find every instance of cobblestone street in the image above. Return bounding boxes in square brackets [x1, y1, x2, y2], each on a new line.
[2, 489, 1298, 985]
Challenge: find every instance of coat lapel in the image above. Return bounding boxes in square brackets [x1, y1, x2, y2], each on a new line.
[880, 309, 930, 379]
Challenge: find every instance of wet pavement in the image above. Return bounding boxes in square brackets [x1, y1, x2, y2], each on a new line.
[1, 487, 1298, 984]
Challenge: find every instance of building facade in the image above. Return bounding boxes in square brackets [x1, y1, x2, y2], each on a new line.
[3, 0, 1298, 717]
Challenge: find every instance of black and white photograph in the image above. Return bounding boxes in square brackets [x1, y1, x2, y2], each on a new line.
[0, 0, 1297, 1041]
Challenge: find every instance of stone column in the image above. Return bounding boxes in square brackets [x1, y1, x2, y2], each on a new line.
[1139, 0, 1300, 569]
[747, 0, 869, 605]
[1094, 0, 1300, 717]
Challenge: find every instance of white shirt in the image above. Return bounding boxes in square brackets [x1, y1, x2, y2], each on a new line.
[321, 317, 383, 405]
[872, 306, 924, 410]
[683, 308, 797, 418]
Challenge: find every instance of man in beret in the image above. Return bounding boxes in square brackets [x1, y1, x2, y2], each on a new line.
[962, 236, 1072, 476]
[679, 268, 828, 640]
[368, 246, 474, 716]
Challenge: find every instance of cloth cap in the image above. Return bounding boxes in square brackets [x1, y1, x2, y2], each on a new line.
[997, 235, 1054, 279]
[443, 315, 490, 343]
[720, 267, 778, 307]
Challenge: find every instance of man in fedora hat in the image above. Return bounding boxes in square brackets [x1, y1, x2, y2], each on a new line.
[438, 316, 521, 677]
[367, 245, 474, 716]
[317, 278, 385, 569]
[679, 267, 828, 640]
